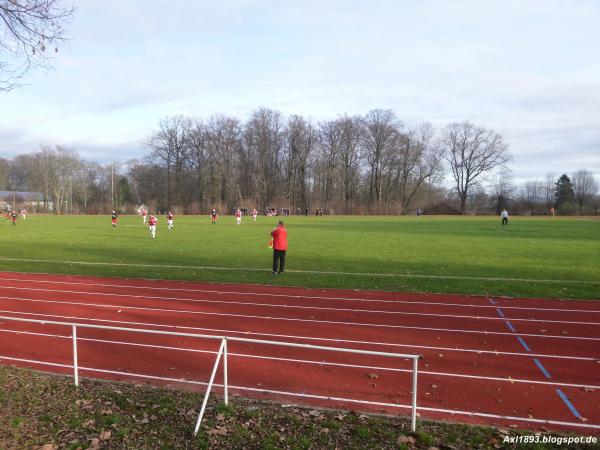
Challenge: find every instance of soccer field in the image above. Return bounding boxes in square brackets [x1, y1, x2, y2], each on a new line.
[0, 214, 598, 299]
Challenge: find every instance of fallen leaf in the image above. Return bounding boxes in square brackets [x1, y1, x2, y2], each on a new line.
[99, 430, 112, 441]
[366, 373, 379, 379]
[397, 435, 416, 444]
[208, 427, 228, 436]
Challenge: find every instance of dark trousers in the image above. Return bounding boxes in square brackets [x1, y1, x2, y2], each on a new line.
[273, 249, 286, 273]
[501, 217, 508, 227]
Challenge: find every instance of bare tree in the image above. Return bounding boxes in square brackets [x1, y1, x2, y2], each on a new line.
[316, 120, 342, 209]
[207, 115, 242, 207]
[285, 115, 315, 209]
[572, 170, 599, 214]
[337, 115, 363, 213]
[542, 173, 555, 212]
[148, 116, 192, 209]
[363, 109, 401, 211]
[244, 108, 284, 207]
[393, 123, 443, 214]
[522, 180, 542, 214]
[490, 167, 515, 213]
[0, 0, 73, 91]
[442, 121, 510, 214]
[187, 119, 209, 208]
[0, 157, 9, 189]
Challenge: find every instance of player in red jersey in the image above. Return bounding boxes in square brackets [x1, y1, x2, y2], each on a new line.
[235, 208, 242, 226]
[148, 214, 158, 238]
[10, 210, 17, 226]
[111, 210, 118, 228]
[141, 208, 148, 224]
[210, 208, 218, 224]
[166, 210, 174, 230]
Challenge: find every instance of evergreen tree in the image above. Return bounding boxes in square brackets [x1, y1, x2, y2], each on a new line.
[554, 174, 576, 214]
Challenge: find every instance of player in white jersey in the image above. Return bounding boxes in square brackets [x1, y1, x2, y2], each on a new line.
[500, 209, 509, 230]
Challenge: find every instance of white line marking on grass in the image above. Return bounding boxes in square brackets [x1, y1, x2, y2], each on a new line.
[2, 286, 598, 326]
[0, 257, 597, 285]
[1, 354, 598, 430]
[0, 276, 597, 314]
[1, 328, 598, 390]
[3, 296, 600, 339]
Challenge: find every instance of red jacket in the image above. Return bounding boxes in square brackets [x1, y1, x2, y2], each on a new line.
[270, 225, 287, 250]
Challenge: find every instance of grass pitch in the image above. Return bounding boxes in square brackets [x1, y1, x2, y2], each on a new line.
[0, 214, 598, 299]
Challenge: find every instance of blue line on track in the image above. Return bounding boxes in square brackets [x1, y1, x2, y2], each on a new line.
[517, 336, 531, 352]
[496, 308, 505, 318]
[556, 389, 583, 419]
[533, 358, 551, 378]
[505, 321, 516, 332]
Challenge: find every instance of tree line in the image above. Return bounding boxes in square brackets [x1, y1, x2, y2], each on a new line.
[1, 109, 598, 215]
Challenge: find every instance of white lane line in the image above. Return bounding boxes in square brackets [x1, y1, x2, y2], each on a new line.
[1, 276, 597, 313]
[4, 296, 600, 339]
[2, 304, 599, 343]
[1, 312, 597, 361]
[1, 328, 598, 390]
[2, 287, 598, 326]
[1, 355, 598, 430]
[0, 257, 597, 285]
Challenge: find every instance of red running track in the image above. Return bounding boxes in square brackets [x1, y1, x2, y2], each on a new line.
[0, 271, 598, 434]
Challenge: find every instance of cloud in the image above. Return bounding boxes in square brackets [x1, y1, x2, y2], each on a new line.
[0, 0, 598, 183]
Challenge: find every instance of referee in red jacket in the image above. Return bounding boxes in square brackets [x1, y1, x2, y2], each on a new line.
[270, 220, 287, 274]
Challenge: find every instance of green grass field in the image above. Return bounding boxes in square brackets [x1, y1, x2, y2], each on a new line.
[0, 214, 598, 299]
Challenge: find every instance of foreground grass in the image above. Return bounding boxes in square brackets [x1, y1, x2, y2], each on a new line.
[0, 214, 598, 299]
[0, 366, 592, 449]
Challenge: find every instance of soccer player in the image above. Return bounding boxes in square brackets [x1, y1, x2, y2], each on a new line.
[111, 210, 118, 228]
[210, 208, 218, 224]
[252, 208, 257, 221]
[235, 208, 242, 226]
[141, 208, 148, 224]
[270, 220, 287, 274]
[166, 210, 174, 230]
[148, 214, 158, 238]
[20, 208, 27, 220]
[10, 210, 17, 226]
[500, 208, 509, 230]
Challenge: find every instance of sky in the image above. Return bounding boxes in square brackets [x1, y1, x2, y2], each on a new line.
[0, 0, 599, 186]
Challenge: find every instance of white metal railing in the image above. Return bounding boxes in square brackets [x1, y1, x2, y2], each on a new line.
[0, 315, 422, 433]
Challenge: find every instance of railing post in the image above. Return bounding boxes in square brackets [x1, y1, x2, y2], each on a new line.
[223, 338, 228, 406]
[72, 325, 79, 387]
[411, 357, 418, 431]
[193, 339, 225, 437]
